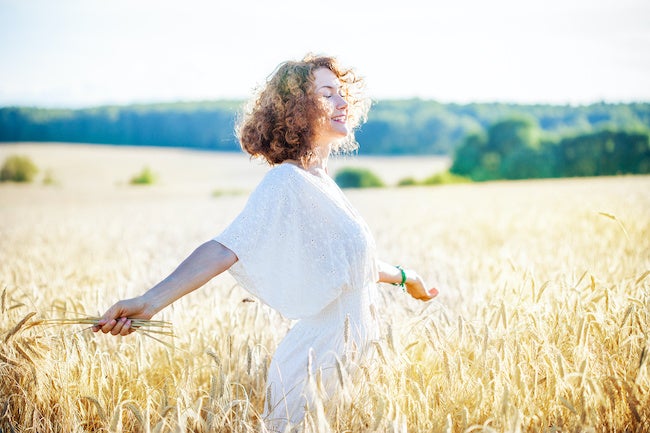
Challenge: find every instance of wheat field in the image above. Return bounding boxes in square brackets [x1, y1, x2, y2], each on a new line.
[1, 143, 649, 432]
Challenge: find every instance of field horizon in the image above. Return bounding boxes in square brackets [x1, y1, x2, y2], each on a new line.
[0, 142, 451, 193]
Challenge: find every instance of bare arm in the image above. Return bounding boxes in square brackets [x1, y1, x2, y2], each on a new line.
[377, 259, 438, 301]
[93, 240, 237, 335]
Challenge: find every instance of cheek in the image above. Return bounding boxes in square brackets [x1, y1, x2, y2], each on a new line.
[317, 102, 335, 122]
[319, 97, 335, 112]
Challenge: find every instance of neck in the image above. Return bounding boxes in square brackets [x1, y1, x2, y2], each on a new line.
[308, 143, 331, 171]
[284, 143, 332, 174]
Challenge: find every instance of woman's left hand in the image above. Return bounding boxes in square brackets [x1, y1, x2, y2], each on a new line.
[404, 271, 439, 301]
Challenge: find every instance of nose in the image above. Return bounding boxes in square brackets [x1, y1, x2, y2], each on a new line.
[335, 94, 348, 110]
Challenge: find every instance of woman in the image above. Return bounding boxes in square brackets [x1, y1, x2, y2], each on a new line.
[93, 54, 438, 430]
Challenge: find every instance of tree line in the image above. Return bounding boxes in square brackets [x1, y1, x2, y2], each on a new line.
[1, 100, 649, 159]
[0, 101, 242, 151]
[450, 117, 650, 180]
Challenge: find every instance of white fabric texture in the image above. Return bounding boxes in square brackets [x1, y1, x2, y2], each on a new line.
[214, 162, 380, 429]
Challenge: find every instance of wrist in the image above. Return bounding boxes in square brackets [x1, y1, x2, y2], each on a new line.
[391, 265, 407, 291]
[405, 269, 418, 285]
[139, 293, 162, 317]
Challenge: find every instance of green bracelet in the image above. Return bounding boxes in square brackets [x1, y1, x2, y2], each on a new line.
[392, 265, 407, 292]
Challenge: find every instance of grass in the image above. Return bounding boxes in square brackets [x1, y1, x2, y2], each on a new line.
[130, 166, 157, 185]
[334, 166, 385, 188]
[398, 170, 471, 186]
[0, 154, 38, 182]
[0, 144, 649, 432]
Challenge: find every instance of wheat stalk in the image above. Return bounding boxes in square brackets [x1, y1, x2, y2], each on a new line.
[42, 316, 174, 337]
[4, 311, 37, 342]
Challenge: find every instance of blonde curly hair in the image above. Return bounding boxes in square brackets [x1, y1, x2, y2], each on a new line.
[236, 54, 370, 165]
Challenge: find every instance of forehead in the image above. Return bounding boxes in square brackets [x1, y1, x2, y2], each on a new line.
[313, 67, 340, 88]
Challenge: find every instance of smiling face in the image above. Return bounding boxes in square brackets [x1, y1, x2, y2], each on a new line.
[312, 67, 349, 148]
[237, 55, 368, 166]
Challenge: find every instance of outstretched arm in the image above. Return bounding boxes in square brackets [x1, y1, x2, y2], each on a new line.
[377, 260, 438, 301]
[93, 240, 237, 336]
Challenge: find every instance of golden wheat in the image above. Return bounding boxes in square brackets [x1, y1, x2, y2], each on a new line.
[0, 144, 648, 432]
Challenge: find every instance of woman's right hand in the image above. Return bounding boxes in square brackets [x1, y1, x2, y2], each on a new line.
[91, 241, 236, 337]
[92, 296, 154, 336]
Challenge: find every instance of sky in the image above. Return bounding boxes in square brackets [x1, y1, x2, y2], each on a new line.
[0, 0, 649, 108]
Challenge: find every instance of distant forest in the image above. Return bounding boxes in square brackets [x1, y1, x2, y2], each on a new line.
[1, 100, 649, 156]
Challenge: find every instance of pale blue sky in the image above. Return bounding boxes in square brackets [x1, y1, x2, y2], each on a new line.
[1, 0, 648, 107]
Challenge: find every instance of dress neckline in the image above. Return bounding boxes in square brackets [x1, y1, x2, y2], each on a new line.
[280, 161, 329, 179]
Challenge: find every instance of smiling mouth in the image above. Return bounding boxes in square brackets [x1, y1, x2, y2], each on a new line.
[332, 115, 347, 123]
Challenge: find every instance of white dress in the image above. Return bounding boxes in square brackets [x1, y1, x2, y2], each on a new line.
[214, 162, 379, 430]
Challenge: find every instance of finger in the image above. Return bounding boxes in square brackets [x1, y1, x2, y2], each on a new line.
[94, 317, 113, 333]
[111, 317, 128, 335]
[119, 319, 133, 336]
[94, 316, 110, 329]
[415, 288, 438, 301]
[100, 319, 118, 334]
[96, 305, 120, 328]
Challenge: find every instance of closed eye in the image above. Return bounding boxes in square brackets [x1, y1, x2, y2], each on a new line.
[319, 85, 344, 99]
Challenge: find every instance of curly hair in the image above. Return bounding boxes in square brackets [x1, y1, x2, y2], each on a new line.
[236, 54, 370, 165]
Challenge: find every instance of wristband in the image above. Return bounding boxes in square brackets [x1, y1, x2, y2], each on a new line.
[392, 265, 407, 292]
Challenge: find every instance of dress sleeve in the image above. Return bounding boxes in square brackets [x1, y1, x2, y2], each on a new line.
[214, 166, 356, 319]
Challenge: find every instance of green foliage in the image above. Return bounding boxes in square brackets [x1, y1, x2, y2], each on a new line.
[129, 166, 156, 185]
[334, 167, 385, 189]
[212, 188, 246, 197]
[42, 169, 57, 185]
[0, 154, 38, 182]
[487, 116, 541, 153]
[451, 117, 555, 180]
[450, 116, 650, 181]
[398, 171, 471, 187]
[2, 101, 649, 157]
[500, 146, 547, 179]
[449, 133, 484, 176]
[421, 171, 472, 185]
[0, 102, 241, 152]
[557, 129, 650, 177]
[397, 177, 418, 187]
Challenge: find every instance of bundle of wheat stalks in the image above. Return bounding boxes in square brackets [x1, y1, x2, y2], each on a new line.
[41, 316, 174, 343]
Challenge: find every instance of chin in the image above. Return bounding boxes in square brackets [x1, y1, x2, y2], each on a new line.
[316, 125, 349, 144]
[333, 125, 349, 137]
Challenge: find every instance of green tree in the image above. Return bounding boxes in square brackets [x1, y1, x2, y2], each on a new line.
[558, 129, 650, 177]
[450, 132, 484, 176]
[2, 101, 650, 157]
[500, 146, 546, 179]
[451, 117, 546, 181]
[487, 117, 540, 154]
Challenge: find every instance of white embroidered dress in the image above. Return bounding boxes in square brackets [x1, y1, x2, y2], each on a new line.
[214, 162, 379, 429]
